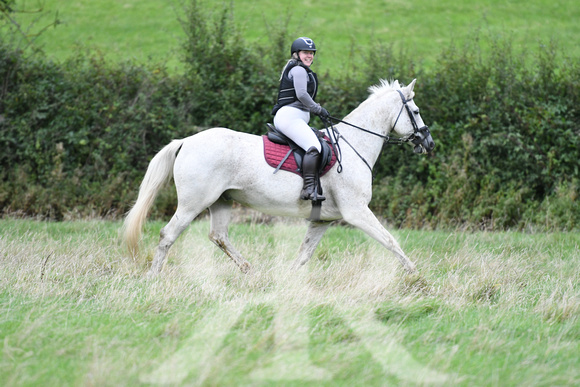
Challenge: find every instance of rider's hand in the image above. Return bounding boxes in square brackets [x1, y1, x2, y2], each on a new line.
[318, 107, 330, 120]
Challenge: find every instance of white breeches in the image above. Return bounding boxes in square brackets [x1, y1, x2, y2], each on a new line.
[273, 106, 321, 152]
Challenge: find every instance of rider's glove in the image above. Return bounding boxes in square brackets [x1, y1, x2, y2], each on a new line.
[318, 107, 330, 120]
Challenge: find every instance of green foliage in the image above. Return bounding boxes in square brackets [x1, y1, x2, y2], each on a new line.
[1, 1, 579, 229]
[0, 1, 285, 219]
[0, 1, 14, 13]
[371, 36, 580, 230]
[178, 0, 280, 133]
[0, 44, 195, 218]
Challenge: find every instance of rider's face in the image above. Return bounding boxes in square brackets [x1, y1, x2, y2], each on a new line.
[299, 50, 315, 66]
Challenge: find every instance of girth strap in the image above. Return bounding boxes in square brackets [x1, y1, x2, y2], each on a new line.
[274, 149, 293, 174]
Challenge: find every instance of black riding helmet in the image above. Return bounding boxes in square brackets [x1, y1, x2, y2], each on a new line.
[290, 37, 317, 56]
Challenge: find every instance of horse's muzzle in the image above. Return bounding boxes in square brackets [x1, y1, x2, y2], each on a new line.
[412, 126, 435, 154]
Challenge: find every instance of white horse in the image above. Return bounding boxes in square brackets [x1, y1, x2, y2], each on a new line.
[123, 79, 435, 275]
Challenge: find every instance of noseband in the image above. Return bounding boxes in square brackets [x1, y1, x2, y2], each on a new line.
[325, 89, 432, 176]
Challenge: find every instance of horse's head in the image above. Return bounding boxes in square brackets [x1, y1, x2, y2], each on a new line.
[391, 79, 435, 154]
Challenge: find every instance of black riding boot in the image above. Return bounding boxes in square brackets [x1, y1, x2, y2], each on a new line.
[300, 147, 326, 201]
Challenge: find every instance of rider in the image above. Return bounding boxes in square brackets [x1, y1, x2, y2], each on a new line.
[272, 37, 330, 201]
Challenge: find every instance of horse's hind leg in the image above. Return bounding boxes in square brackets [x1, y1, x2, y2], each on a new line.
[149, 206, 199, 276]
[208, 198, 251, 273]
[292, 221, 331, 268]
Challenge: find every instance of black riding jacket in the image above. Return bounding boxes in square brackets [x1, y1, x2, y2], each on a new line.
[272, 60, 319, 115]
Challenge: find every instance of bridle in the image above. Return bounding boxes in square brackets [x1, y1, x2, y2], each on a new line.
[322, 89, 432, 177]
[392, 90, 432, 152]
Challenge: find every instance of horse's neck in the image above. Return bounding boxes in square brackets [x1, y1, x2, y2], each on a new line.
[338, 96, 395, 167]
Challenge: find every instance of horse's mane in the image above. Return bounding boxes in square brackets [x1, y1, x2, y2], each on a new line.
[367, 79, 401, 96]
[344, 79, 405, 121]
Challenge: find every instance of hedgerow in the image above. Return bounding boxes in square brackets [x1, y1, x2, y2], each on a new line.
[1, 2, 578, 229]
[370, 37, 580, 230]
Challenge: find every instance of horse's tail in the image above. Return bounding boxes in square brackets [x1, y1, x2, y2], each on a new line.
[122, 139, 184, 257]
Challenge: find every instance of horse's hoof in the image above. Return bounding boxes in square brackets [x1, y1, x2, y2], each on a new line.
[405, 262, 417, 274]
[290, 260, 307, 270]
[401, 272, 430, 294]
[239, 261, 252, 274]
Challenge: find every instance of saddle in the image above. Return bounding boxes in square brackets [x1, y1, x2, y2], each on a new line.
[262, 123, 336, 176]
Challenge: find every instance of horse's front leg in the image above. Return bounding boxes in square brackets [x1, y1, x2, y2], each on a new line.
[343, 207, 416, 273]
[292, 220, 331, 268]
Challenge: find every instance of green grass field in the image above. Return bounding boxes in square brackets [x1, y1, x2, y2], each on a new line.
[10, 0, 580, 74]
[1, 217, 578, 385]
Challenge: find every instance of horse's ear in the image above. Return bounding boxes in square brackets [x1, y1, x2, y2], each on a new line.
[403, 79, 417, 99]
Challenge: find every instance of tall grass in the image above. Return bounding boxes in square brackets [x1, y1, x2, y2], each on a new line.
[1, 217, 578, 385]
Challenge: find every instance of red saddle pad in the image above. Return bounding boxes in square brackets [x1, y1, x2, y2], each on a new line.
[262, 135, 337, 177]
